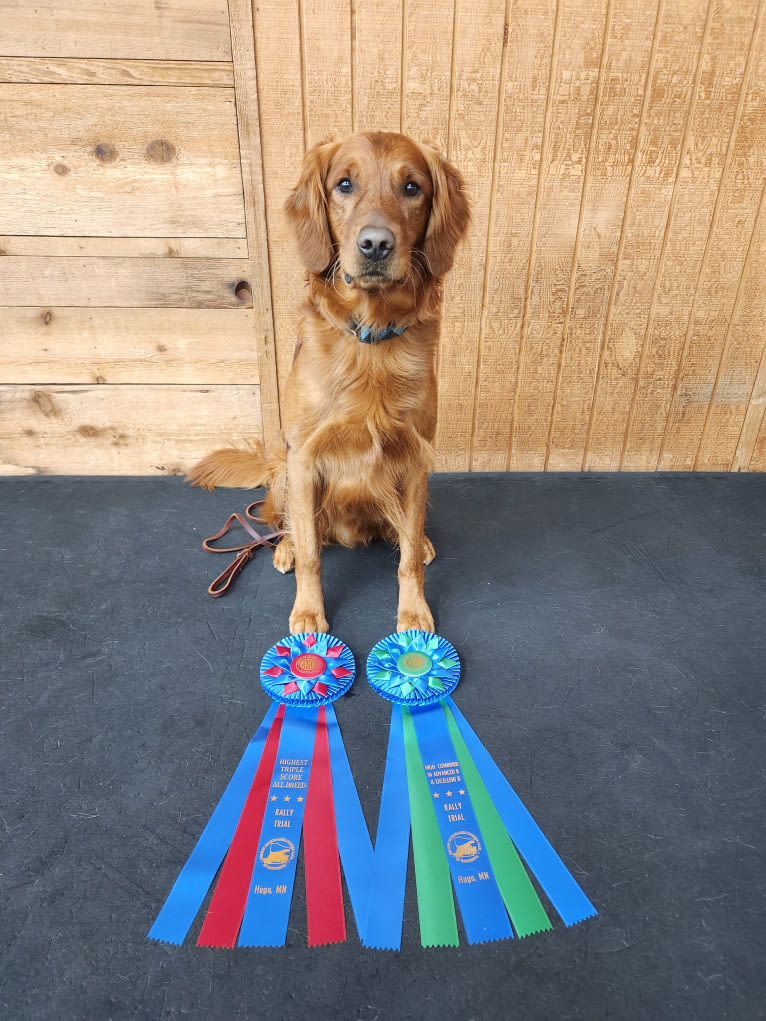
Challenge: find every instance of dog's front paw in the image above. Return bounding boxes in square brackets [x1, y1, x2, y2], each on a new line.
[273, 539, 295, 574]
[289, 608, 329, 635]
[397, 606, 435, 634]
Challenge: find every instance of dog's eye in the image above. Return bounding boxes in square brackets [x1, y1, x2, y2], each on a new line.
[336, 178, 353, 195]
[403, 180, 421, 197]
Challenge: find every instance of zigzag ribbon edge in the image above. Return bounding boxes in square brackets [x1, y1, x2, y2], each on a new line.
[445, 697, 597, 928]
[148, 635, 596, 949]
[147, 701, 281, 945]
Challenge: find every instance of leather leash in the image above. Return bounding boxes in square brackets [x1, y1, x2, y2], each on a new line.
[202, 501, 284, 597]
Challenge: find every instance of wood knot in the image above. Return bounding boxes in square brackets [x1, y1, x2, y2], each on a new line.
[31, 390, 60, 417]
[53, 163, 71, 176]
[94, 143, 118, 163]
[578, 226, 601, 272]
[145, 138, 176, 163]
[77, 424, 102, 438]
[41, 310, 53, 325]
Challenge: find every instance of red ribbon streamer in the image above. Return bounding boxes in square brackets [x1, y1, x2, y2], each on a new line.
[303, 706, 346, 946]
[197, 703, 286, 947]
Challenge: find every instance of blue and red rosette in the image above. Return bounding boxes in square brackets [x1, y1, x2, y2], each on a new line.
[261, 632, 355, 705]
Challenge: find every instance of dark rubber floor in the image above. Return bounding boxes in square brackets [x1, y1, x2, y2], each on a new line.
[2, 473, 764, 1020]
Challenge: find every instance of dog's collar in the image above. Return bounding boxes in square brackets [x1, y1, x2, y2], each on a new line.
[348, 320, 409, 344]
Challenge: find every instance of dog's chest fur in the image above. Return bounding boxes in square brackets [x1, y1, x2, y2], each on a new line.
[284, 322, 437, 542]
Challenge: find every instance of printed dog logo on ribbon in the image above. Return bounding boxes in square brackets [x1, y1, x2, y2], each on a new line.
[260, 837, 295, 870]
[447, 832, 481, 864]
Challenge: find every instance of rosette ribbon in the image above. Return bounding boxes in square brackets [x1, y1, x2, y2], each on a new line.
[364, 630, 597, 949]
[148, 633, 372, 948]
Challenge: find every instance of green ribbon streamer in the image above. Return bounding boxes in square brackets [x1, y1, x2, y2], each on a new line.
[443, 702, 553, 938]
[401, 706, 459, 947]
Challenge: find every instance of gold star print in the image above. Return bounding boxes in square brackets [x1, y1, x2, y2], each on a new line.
[297, 796, 304, 802]
[432, 792, 440, 798]
[459, 789, 466, 796]
[445, 791, 453, 797]
[283, 796, 291, 802]
[270, 796, 278, 802]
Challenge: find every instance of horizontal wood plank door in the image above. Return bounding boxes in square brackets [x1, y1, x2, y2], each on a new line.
[0, 0, 274, 475]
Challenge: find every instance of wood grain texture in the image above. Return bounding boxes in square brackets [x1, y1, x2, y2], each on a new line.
[401, 0, 456, 449]
[0, 1, 231, 61]
[622, 0, 761, 469]
[353, 0, 403, 133]
[0, 57, 233, 86]
[3, 0, 765, 474]
[732, 192, 766, 471]
[252, 0, 307, 406]
[402, 0, 454, 145]
[228, 0, 281, 442]
[301, 0, 353, 145]
[697, 181, 766, 470]
[234, 0, 766, 476]
[509, 0, 608, 470]
[546, 0, 659, 470]
[0, 85, 245, 238]
[749, 409, 766, 470]
[0, 257, 252, 307]
[0, 237, 247, 257]
[0, 385, 262, 476]
[584, 0, 710, 470]
[0, 308, 260, 383]
[434, 0, 506, 471]
[660, 0, 765, 470]
[470, 0, 555, 471]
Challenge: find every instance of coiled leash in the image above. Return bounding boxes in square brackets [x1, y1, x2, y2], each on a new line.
[203, 501, 285, 597]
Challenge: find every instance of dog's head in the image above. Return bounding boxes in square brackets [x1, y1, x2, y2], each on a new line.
[285, 132, 470, 289]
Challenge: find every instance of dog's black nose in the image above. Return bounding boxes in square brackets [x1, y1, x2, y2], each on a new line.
[357, 226, 395, 262]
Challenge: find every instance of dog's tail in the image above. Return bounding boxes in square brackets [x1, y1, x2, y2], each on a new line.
[186, 441, 279, 491]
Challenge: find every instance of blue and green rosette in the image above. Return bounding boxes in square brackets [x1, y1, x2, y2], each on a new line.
[364, 630, 597, 950]
[367, 629, 461, 706]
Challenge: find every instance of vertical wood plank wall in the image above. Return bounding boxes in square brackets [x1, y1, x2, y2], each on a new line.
[256, 0, 766, 473]
[1, 0, 765, 474]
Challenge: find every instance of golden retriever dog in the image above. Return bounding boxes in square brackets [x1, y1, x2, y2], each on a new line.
[188, 131, 470, 634]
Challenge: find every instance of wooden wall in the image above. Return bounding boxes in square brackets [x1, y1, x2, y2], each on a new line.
[1, 0, 765, 474]
[0, 0, 272, 475]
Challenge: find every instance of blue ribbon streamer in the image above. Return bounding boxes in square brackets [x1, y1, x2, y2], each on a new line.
[325, 703, 374, 941]
[363, 704, 411, 950]
[238, 707, 317, 947]
[148, 701, 280, 945]
[445, 697, 597, 927]
[412, 703, 513, 944]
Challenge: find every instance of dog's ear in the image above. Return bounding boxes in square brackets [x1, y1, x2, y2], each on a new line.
[284, 140, 340, 273]
[420, 144, 471, 277]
